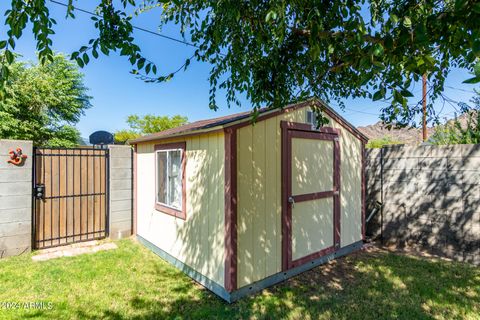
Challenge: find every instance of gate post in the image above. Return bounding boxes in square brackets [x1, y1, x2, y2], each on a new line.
[0, 139, 33, 258]
[108, 145, 133, 240]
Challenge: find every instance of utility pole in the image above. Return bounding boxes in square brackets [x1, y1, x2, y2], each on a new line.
[422, 73, 427, 142]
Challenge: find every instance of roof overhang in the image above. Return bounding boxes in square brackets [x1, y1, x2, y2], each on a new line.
[129, 99, 368, 144]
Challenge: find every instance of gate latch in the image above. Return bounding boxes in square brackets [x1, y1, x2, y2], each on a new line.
[34, 184, 45, 199]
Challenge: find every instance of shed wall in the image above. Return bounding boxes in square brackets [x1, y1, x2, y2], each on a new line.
[136, 132, 225, 286]
[236, 107, 362, 288]
[329, 117, 363, 248]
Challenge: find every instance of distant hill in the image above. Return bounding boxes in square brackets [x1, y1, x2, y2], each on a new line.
[357, 122, 434, 145]
[357, 112, 476, 145]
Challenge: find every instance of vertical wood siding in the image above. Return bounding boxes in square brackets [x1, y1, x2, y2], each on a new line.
[236, 107, 362, 287]
[329, 118, 363, 248]
[136, 132, 225, 286]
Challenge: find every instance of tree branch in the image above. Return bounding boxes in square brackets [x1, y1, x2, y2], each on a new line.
[291, 28, 383, 44]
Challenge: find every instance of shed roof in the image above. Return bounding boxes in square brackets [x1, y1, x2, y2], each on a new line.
[130, 99, 368, 144]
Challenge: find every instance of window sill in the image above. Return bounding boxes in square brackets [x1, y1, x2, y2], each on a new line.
[155, 202, 186, 220]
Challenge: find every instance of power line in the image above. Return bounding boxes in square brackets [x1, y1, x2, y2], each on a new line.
[49, 0, 219, 78]
[426, 80, 477, 95]
[329, 102, 380, 116]
[440, 93, 461, 105]
[49, 0, 200, 49]
[344, 108, 379, 116]
[49, 0, 477, 115]
[444, 85, 477, 94]
[436, 96, 447, 117]
[439, 93, 461, 113]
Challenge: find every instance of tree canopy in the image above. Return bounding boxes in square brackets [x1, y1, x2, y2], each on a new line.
[1, 0, 480, 127]
[114, 114, 188, 143]
[0, 53, 91, 147]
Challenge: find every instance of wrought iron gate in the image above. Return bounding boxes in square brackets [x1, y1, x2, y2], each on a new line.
[33, 147, 109, 249]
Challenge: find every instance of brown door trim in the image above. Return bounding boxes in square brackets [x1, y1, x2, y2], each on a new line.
[224, 128, 238, 292]
[133, 144, 137, 236]
[361, 141, 366, 240]
[291, 190, 336, 203]
[281, 121, 341, 271]
[333, 136, 341, 248]
[281, 121, 292, 271]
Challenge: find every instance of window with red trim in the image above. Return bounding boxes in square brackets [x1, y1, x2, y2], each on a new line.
[154, 142, 186, 219]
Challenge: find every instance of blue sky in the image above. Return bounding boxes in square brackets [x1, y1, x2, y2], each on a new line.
[1, 1, 478, 138]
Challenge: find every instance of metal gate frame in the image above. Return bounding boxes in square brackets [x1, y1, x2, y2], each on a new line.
[32, 147, 110, 249]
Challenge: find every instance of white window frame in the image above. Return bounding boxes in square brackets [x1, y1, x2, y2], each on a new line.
[155, 148, 183, 211]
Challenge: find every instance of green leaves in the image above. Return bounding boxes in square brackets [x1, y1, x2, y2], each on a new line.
[184, 58, 191, 71]
[76, 57, 84, 68]
[384, 34, 394, 50]
[431, 95, 480, 145]
[390, 14, 399, 24]
[2, 0, 480, 128]
[0, 53, 91, 146]
[462, 61, 480, 83]
[5, 50, 14, 64]
[400, 89, 414, 98]
[414, 23, 428, 43]
[455, 0, 468, 11]
[373, 43, 384, 57]
[137, 58, 145, 70]
[82, 53, 89, 65]
[371, 60, 385, 69]
[463, 77, 480, 84]
[473, 40, 480, 57]
[372, 88, 385, 101]
[265, 10, 277, 22]
[113, 129, 140, 144]
[123, 114, 188, 135]
[475, 61, 480, 77]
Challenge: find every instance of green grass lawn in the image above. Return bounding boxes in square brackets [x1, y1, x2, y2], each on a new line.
[0, 239, 479, 320]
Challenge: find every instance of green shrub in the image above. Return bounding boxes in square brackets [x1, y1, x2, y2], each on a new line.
[366, 136, 403, 148]
[430, 111, 480, 145]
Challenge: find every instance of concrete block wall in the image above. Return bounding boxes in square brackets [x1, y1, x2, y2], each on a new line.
[108, 145, 133, 239]
[0, 140, 33, 258]
[366, 144, 480, 265]
[365, 148, 383, 239]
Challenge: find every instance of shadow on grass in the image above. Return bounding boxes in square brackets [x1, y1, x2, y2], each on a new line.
[84, 247, 480, 320]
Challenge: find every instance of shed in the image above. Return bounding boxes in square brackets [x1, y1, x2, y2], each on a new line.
[131, 99, 368, 302]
